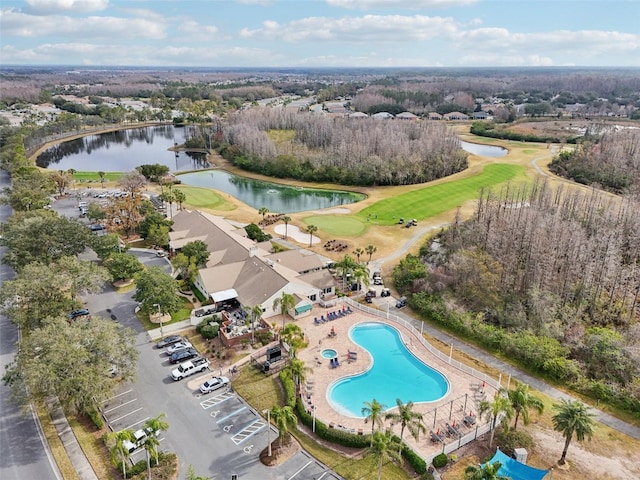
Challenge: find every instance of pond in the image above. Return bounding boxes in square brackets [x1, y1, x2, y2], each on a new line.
[35, 125, 364, 213]
[35, 125, 210, 172]
[177, 170, 365, 213]
[460, 140, 508, 157]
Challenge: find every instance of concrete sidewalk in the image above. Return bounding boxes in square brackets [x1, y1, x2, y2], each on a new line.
[46, 397, 98, 480]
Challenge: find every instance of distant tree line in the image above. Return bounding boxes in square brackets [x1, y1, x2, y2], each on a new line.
[394, 180, 640, 416]
[216, 108, 468, 186]
[550, 129, 640, 194]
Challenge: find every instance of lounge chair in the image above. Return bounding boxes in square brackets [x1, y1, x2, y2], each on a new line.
[463, 415, 476, 427]
[321, 315, 326, 322]
[314, 317, 321, 325]
[334, 358, 340, 367]
[446, 423, 460, 436]
[430, 430, 442, 443]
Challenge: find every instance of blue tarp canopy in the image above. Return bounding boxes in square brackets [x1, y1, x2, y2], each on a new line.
[484, 448, 549, 480]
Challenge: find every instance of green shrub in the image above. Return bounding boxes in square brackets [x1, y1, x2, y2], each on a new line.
[495, 428, 535, 457]
[86, 408, 103, 430]
[402, 443, 427, 474]
[279, 370, 297, 408]
[432, 453, 448, 468]
[201, 324, 219, 339]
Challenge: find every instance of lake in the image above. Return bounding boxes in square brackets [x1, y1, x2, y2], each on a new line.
[460, 140, 508, 157]
[35, 125, 364, 212]
[35, 125, 209, 172]
[177, 170, 365, 213]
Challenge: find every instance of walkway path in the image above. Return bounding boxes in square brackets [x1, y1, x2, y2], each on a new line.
[47, 397, 98, 480]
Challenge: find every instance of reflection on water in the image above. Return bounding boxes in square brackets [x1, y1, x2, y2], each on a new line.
[178, 170, 365, 213]
[36, 125, 209, 172]
[460, 140, 507, 157]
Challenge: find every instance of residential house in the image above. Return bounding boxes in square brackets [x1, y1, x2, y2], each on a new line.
[443, 112, 469, 121]
[427, 112, 443, 120]
[395, 112, 419, 121]
[372, 112, 394, 120]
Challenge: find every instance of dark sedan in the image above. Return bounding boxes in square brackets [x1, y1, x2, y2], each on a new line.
[169, 347, 198, 364]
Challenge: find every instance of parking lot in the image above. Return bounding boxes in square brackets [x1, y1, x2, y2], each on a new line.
[99, 386, 167, 462]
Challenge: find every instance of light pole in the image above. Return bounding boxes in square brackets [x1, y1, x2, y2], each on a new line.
[153, 303, 163, 337]
[263, 409, 272, 457]
[312, 406, 316, 433]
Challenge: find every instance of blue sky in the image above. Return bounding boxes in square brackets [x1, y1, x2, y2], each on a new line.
[1, 0, 639, 67]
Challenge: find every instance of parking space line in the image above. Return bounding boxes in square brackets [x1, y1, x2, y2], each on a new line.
[216, 406, 246, 424]
[103, 389, 132, 403]
[200, 391, 234, 410]
[288, 460, 313, 479]
[124, 417, 149, 431]
[230, 419, 266, 445]
[103, 398, 138, 414]
[111, 407, 144, 423]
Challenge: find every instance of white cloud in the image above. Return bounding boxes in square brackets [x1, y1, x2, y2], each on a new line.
[458, 53, 554, 67]
[240, 14, 458, 42]
[25, 0, 109, 13]
[1, 9, 166, 39]
[296, 53, 443, 67]
[0, 42, 280, 66]
[326, 0, 477, 9]
[177, 20, 219, 41]
[454, 28, 639, 60]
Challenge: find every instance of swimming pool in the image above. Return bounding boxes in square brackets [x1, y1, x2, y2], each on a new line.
[328, 322, 449, 418]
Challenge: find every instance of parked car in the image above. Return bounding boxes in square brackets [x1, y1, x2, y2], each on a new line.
[156, 335, 183, 349]
[165, 340, 193, 355]
[89, 224, 106, 231]
[199, 376, 230, 394]
[380, 288, 391, 297]
[170, 347, 198, 364]
[395, 296, 407, 308]
[122, 427, 159, 453]
[67, 308, 90, 320]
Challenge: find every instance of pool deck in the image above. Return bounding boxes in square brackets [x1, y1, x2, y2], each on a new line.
[296, 303, 495, 458]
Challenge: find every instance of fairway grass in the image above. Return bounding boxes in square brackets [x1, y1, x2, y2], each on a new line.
[358, 163, 525, 225]
[174, 185, 236, 211]
[302, 215, 366, 236]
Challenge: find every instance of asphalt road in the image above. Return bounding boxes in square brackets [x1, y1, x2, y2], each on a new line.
[0, 169, 61, 480]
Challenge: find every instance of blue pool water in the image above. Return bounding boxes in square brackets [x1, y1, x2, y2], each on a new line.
[322, 349, 338, 359]
[328, 323, 449, 418]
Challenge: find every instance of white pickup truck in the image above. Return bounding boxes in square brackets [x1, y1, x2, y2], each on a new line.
[171, 357, 209, 381]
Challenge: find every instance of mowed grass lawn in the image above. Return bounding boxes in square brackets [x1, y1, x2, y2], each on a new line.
[358, 163, 525, 225]
[302, 215, 367, 237]
[174, 186, 235, 211]
[73, 171, 122, 183]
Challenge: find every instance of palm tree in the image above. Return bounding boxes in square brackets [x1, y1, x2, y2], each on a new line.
[159, 190, 175, 218]
[247, 304, 263, 343]
[258, 207, 269, 221]
[465, 461, 510, 480]
[282, 215, 291, 240]
[98, 171, 106, 189]
[334, 254, 359, 293]
[142, 413, 169, 480]
[365, 244, 377, 263]
[362, 398, 386, 446]
[385, 398, 426, 452]
[108, 430, 135, 479]
[273, 291, 296, 329]
[270, 405, 297, 448]
[286, 358, 312, 392]
[552, 399, 596, 465]
[367, 431, 402, 480]
[67, 168, 76, 190]
[351, 263, 370, 291]
[173, 189, 186, 211]
[353, 247, 364, 263]
[479, 392, 515, 448]
[280, 323, 305, 357]
[507, 381, 544, 430]
[306, 224, 318, 247]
